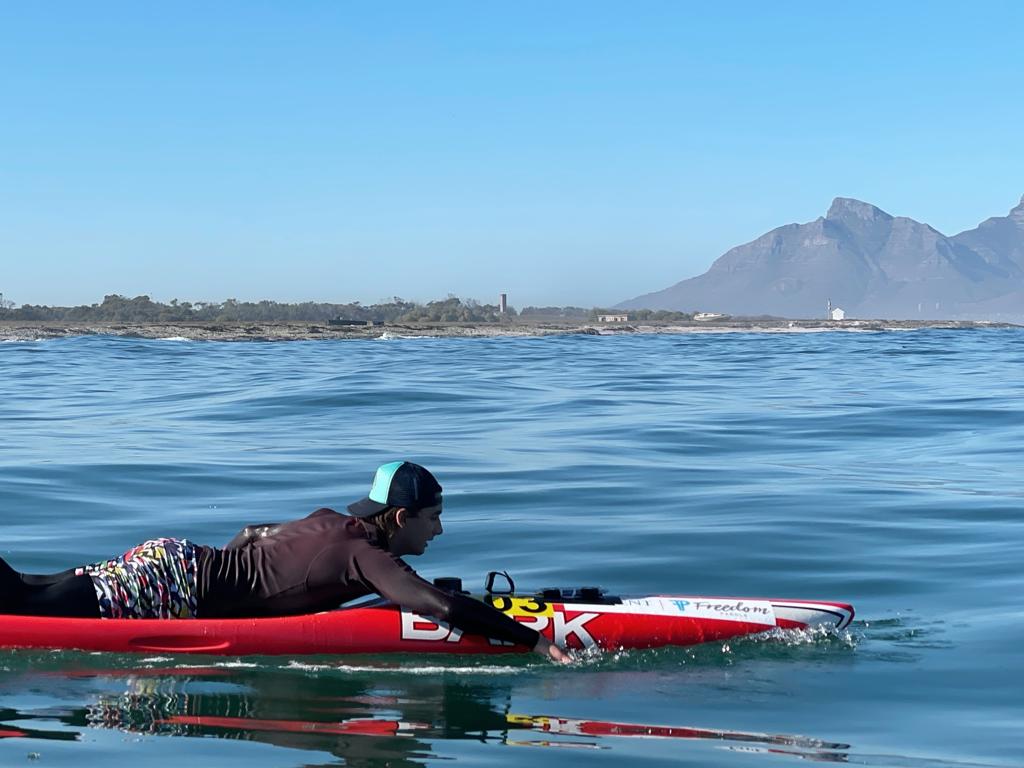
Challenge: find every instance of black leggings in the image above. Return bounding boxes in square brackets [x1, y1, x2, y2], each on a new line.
[0, 556, 101, 618]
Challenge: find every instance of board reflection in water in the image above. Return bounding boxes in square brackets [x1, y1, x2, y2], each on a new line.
[0, 659, 852, 766]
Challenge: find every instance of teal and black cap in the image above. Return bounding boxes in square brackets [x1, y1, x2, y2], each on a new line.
[347, 461, 443, 517]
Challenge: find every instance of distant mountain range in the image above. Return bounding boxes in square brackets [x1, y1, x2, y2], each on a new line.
[619, 196, 1024, 321]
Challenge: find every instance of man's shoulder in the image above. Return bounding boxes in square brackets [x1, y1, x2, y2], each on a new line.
[306, 507, 342, 519]
[302, 508, 374, 540]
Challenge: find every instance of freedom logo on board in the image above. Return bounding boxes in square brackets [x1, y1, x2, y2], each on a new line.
[621, 597, 775, 625]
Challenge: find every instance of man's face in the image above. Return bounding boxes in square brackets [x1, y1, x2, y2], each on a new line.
[390, 504, 443, 556]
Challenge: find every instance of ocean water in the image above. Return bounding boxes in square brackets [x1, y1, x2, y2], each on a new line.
[1, 329, 1022, 767]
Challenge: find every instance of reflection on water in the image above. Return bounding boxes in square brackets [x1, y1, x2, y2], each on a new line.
[0, 621, 949, 767]
[3, 331, 1023, 766]
[0, 659, 853, 766]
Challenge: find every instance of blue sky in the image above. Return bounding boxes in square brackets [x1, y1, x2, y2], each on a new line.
[2, 2, 1022, 308]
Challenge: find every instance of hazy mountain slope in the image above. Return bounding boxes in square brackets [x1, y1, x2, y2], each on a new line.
[619, 197, 1024, 320]
[951, 196, 1024, 274]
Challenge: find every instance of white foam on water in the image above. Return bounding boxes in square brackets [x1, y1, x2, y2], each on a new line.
[284, 660, 523, 675]
[377, 332, 435, 340]
[156, 336, 192, 342]
[742, 624, 859, 649]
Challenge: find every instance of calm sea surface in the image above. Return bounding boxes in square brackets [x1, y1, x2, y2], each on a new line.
[1, 329, 1022, 767]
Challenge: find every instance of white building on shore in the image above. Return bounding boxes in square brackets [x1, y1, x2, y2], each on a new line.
[827, 299, 846, 321]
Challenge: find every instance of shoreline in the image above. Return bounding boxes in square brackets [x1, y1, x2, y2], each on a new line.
[0, 318, 1016, 342]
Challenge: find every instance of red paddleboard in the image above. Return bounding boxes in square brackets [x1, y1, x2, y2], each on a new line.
[0, 588, 853, 656]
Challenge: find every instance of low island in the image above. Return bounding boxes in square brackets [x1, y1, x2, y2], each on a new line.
[0, 295, 1014, 342]
[0, 318, 1013, 342]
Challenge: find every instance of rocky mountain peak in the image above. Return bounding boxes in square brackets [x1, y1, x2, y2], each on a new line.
[826, 197, 891, 222]
[618, 194, 1024, 321]
[1010, 194, 1024, 221]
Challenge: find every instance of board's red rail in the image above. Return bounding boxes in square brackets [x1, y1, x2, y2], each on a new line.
[0, 596, 853, 656]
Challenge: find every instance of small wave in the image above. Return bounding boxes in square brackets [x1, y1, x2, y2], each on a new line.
[156, 336, 193, 342]
[738, 623, 859, 649]
[564, 624, 860, 671]
[377, 331, 435, 340]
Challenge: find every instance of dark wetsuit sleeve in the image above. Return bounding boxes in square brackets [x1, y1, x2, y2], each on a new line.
[352, 546, 540, 648]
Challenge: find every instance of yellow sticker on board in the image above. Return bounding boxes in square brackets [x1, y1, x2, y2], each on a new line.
[485, 596, 554, 617]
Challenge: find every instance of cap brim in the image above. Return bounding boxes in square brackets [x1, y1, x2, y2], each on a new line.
[347, 497, 390, 517]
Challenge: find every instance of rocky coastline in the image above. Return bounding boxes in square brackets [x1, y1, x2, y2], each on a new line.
[0, 318, 1015, 342]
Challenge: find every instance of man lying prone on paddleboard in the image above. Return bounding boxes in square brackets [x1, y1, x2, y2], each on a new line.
[0, 461, 569, 662]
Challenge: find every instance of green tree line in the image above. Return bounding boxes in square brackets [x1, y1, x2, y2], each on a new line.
[0, 294, 515, 323]
[0, 295, 696, 323]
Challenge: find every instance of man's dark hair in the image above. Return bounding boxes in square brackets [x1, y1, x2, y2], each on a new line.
[362, 506, 419, 545]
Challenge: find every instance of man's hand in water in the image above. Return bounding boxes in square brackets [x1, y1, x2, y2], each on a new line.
[533, 635, 571, 663]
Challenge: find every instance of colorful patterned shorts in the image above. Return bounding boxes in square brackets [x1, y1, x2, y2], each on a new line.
[75, 538, 199, 619]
